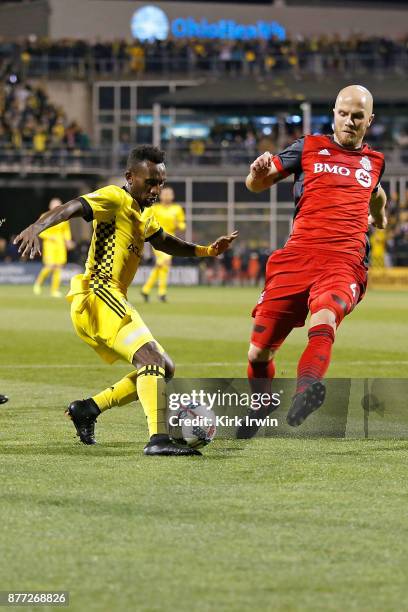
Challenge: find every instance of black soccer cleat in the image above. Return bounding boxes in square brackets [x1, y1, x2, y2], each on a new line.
[65, 399, 101, 445]
[286, 381, 326, 427]
[0, 394, 9, 404]
[144, 434, 201, 456]
[236, 404, 277, 439]
[141, 291, 149, 303]
[158, 294, 167, 303]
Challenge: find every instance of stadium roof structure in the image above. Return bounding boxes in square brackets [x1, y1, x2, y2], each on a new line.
[155, 76, 408, 110]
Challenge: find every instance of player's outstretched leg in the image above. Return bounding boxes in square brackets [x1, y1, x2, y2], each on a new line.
[238, 314, 294, 439]
[65, 398, 101, 445]
[133, 342, 201, 456]
[237, 345, 277, 439]
[287, 315, 335, 427]
[65, 371, 140, 444]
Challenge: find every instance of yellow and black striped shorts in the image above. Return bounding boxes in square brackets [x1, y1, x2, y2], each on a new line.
[67, 279, 163, 364]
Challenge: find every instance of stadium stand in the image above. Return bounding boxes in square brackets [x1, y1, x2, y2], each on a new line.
[1, 35, 407, 79]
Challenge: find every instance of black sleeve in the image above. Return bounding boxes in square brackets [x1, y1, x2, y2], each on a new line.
[372, 159, 385, 194]
[78, 197, 94, 222]
[274, 137, 305, 176]
[145, 227, 163, 242]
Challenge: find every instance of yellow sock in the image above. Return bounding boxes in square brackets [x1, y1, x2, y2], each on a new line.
[35, 266, 51, 287]
[51, 268, 61, 293]
[136, 365, 167, 436]
[142, 267, 159, 295]
[158, 265, 169, 297]
[92, 371, 138, 412]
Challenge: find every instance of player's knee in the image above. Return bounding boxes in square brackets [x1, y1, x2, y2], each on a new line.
[132, 341, 166, 370]
[310, 291, 350, 328]
[248, 344, 276, 363]
[163, 352, 175, 381]
[310, 308, 337, 330]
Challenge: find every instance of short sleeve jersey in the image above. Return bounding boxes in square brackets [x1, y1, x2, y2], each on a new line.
[151, 203, 186, 234]
[39, 220, 71, 262]
[272, 134, 385, 259]
[79, 185, 161, 293]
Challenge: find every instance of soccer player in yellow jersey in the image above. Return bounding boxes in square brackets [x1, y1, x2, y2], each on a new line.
[142, 186, 185, 302]
[33, 198, 74, 298]
[14, 145, 238, 456]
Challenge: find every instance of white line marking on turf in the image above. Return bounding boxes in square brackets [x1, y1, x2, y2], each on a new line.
[0, 361, 408, 369]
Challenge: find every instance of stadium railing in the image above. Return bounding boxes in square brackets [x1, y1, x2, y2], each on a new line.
[6, 51, 408, 80]
[0, 145, 407, 174]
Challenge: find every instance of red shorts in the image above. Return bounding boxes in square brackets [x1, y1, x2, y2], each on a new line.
[251, 247, 367, 349]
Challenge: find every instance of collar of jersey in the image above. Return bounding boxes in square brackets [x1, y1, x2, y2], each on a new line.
[122, 185, 143, 212]
[328, 134, 367, 153]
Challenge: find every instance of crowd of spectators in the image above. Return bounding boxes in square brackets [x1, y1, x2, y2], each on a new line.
[0, 34, 407, 79]
[0, 80, 90, 161]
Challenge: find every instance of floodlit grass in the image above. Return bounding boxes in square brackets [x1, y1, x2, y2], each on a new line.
[0, 286, 407, 611]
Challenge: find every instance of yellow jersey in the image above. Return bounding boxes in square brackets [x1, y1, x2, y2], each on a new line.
[74, 185, 162, 295]
[151, 203, 185, 235]
[40, 220, 71, 266]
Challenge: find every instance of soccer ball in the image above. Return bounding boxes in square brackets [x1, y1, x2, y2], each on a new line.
[169, 402, 217, 449]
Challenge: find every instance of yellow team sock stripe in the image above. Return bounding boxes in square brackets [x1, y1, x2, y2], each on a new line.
[137, 365, 166, 378]
[136, 365, 167, 436]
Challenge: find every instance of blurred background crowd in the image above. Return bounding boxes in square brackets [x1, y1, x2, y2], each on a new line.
[1, 34, 407, 79]
[0, 80, 90, 159]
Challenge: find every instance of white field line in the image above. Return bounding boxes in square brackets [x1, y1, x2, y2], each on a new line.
[0, 361, 407, 369]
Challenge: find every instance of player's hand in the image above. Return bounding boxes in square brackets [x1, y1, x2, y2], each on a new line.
[250, 152, 273, 179]
[210, 230, 239, 255]
[368, 214, 387, 230]
[13, 225, 42, 259]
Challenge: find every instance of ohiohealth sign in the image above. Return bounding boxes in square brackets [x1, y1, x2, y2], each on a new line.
[131, 5, 286, 41]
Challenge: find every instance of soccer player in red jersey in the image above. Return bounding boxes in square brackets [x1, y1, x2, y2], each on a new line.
[242, 85, 387, 430]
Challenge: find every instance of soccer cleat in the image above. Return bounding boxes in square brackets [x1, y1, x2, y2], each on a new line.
[33, 284, 41, 295]
[236, 404, 277, 439]
[286, 381, 326, 427]
[0, 394, 9, 404]
[144, 435, 201, 456]
[141, 291, 149, 303]
[158, 295, 167, 303]
[65, 399, 101, 444]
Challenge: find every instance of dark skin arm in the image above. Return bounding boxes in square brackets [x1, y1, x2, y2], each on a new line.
[149, 230, 238, 257]
[13, 199, 84, 259]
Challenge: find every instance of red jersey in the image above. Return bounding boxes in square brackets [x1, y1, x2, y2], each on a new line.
[273, 134, 385, 260]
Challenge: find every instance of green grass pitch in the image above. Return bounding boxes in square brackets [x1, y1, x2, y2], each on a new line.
[1, 285, 407, 611]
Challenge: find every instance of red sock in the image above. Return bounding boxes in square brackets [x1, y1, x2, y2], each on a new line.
[247, 360, 276, 397]
[296, 324, 335, 394]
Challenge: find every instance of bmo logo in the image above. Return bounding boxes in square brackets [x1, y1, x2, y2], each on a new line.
[314, 163, 372, 188]
[313, 163, 350, 176]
